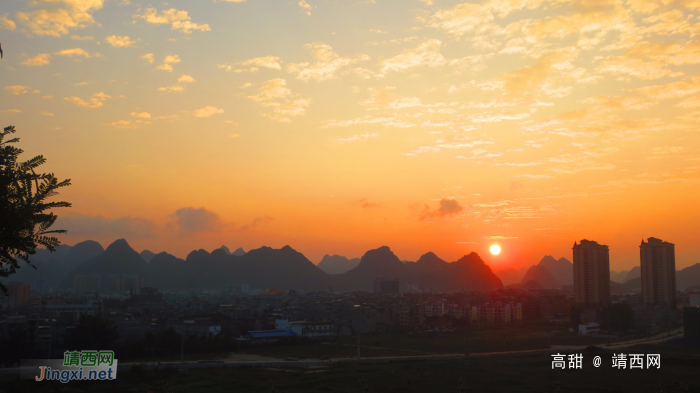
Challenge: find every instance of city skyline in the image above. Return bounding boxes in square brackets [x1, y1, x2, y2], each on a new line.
[2, 0, 700, 270]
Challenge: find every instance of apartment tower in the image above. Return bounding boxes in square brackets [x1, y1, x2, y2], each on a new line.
[640, 237, 677, 309]
[573, 240, 611, 305]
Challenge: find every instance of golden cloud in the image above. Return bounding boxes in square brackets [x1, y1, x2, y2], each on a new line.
[0, 16, 16, 30]
[64, 92, 111, 108]
[298, 0, 314, 15]
[134, 8, 211, 34]
[288, 43, 370, 81]
[140, 53, 154, 64]
[157, 85, 185, 92]
[108, 120, 138, 129]
[5, 85, 32, 95]
[130, 112, 151, 119]
[246, 78, 310, 121]
[16, 0, 105, 37]
[218, 56, 281, 72]
[193, 106, 224, 117]
[633, 75, 700, 99]
[55, 48, 100, 58]
[248, 78, 291, 102]
[20, 54, 51, 66]
[379, 39, 446, 74]
[105, 35, 137, 48]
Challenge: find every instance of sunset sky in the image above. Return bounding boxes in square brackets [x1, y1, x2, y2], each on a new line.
[2, 0, 699, 271]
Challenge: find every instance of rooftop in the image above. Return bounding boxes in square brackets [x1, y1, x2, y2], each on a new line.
[248, 330, 298, 338]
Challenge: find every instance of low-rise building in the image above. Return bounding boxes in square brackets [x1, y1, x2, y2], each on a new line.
[690, 292, 700, 307]
[289, 321, 334, 338]
[44, 299, 102, 320]
[445, 304, 471, 319]
[184, 324, 221, 338]
[394, 305, 424, 329]
[475, 302, 522, 323]
[578, 323, 600, 335]
[423, 301, 445, 317]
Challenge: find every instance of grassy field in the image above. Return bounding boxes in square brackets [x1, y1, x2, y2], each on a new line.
[2, 344, 699, 393]
[241, 323, 628, 360]
[118, 323, 631, 363]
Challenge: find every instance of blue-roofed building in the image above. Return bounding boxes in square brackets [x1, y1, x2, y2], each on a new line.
[242, 329, 297, 344]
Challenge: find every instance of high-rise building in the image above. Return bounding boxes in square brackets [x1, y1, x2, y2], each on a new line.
[573, 240, 611, 305]
[34, 278, 48, 295]
[373, 277, 400, 294]
[6, 282, 31, 307]
[640, 237, 677, 309]
[74, 275, 100, 294]
[107, 275, 144, 293]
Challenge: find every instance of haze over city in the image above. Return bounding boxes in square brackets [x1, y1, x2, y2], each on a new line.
[2, 0, 700, 270]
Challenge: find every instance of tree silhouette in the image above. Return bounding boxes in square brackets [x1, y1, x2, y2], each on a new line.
[64, 315, 119, 350]
[598, 302, 635, 335]
[0, 125, 71, 295]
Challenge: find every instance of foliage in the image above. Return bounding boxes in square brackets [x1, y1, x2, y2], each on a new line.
[598, 303, 635, 334]
[117, 328, 239, 359]
[0, 327, 30, 367]
[64, 315, 120, 350]
[0, 125, 71, 294]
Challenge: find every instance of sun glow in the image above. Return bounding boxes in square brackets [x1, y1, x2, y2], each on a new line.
[490, 244, 501, 255]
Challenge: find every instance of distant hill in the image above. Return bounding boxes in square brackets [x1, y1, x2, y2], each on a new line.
[420, 252, 503, 291]
[2, 241, 104, 288]
[677, 263, 700, 291]
[332, 247, 503, 293]
[141, 245, 331, 291]
[317, 255, 361, 275]
[610, 280, 632, 292]
[144, 252, 188, 289]
[219, 246, 232, 255]
[537, 256, 573, 286]
[23, 241, 503, 294]
[497, 255, 572, 289]
[407, 252, 450, 291]
[140, 250, 156, 263]
[60, 239, 147, 288]
[610, 270, 629, 283]
[28, 244, 74, 263]
[624, 277, 641, 290]
[332, 246, 407, 292]
[617, 264, 700, 292]
[625, 266, 641, 282]
[521, 265, 559, 289]
[59, 240, 106, 272]
[234, 246, 331, 291]
[494, 267, 527, 286]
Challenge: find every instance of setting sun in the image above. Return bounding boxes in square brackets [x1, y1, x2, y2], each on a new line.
[490, 244, 501, 255]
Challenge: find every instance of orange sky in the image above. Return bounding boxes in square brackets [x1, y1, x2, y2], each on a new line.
[2, 0, 699, 271]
